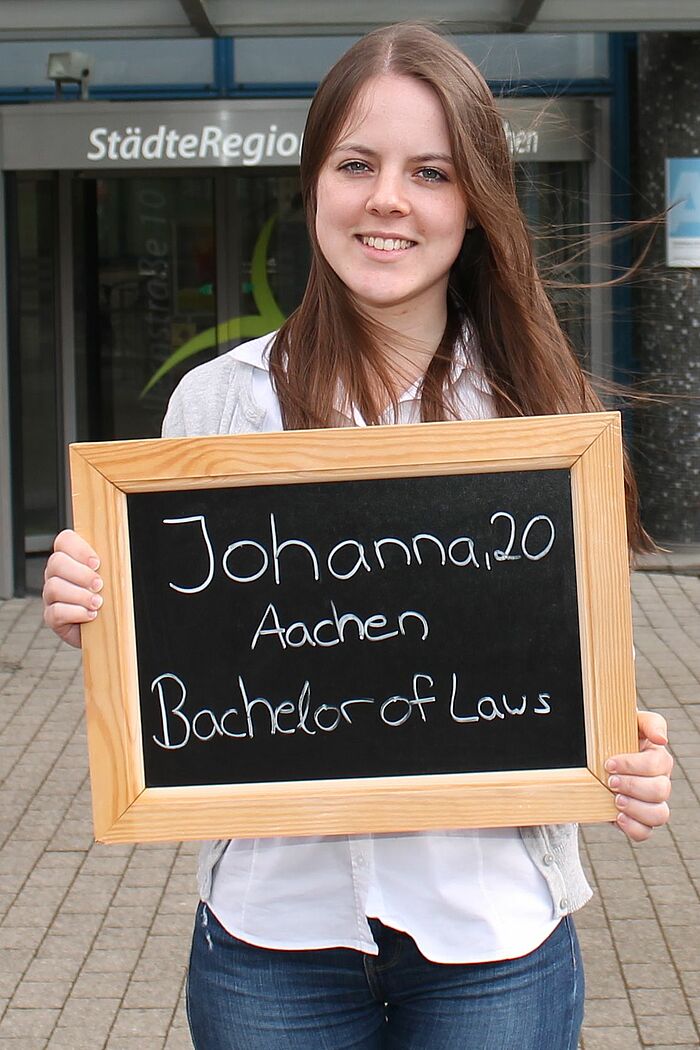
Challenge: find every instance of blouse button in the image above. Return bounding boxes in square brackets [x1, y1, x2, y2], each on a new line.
[560, 898, 569, 911]
[543, 853, 554, 865]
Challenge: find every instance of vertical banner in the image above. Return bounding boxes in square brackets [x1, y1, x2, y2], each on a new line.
[666, 157, 700, 267]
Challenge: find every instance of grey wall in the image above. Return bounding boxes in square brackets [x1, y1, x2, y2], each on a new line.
[635, 32, 700, 545]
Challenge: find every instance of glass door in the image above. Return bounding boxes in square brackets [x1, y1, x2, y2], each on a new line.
[233, 171, 309, 327]
[516, 161, 590, 362]
[73, 170, 309, 445]
[74, 175, 218, 440]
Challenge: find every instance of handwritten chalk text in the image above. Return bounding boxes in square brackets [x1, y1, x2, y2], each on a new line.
[250, 601, 429, 650]
[162, 511, 556, 594]
[150, 671, 554, 750]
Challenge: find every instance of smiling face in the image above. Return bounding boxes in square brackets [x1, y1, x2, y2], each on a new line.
[314, 74, 469, 325]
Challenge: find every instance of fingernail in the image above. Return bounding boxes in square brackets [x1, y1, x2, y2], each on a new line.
[616, 812, 628, 826]
[87, 609, 97, 619]
[615, 794, 630, 808]
[88, 557, 100, 570]
[90, 577, 103, 592]
[605, 759, 618, 773]
[90, 595, 103, 610]
[608, 775, 621, 790]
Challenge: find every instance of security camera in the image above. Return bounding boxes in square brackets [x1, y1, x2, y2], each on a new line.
[47, 51, 94, 100]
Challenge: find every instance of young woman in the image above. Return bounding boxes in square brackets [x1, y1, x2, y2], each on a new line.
[44, 24, 672, 1050]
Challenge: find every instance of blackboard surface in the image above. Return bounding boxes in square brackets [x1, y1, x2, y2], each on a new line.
[127, 469, 586, 789]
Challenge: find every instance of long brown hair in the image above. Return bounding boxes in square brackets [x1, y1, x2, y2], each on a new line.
[269, 22, 653, 553]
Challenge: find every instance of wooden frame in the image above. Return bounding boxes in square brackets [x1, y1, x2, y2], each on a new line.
[70, 411, 638, 844]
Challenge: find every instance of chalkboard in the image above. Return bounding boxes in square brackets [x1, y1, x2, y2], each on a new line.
[70, 413, 638, 842]
[128, 469, 586, 788]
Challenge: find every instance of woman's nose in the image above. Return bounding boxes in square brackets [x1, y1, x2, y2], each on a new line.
[365, 171, 410, 216]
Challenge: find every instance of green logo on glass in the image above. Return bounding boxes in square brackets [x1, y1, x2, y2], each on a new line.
[142, 216, 285, 395]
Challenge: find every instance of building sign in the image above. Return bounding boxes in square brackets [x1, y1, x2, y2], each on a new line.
[666, 157, 700, 267]
[0, 100, 307, 170]
[86, 122, 302, 166]
[0, 98, 592, 171]
[502, 122, 539, 156]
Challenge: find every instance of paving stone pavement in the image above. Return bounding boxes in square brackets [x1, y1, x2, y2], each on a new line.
[0, 572, 698, 1049]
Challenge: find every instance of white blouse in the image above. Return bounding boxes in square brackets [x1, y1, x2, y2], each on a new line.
[207, 333, 560, 964]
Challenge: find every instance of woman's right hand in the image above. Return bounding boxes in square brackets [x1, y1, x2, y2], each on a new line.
[43, 529, 103, 649]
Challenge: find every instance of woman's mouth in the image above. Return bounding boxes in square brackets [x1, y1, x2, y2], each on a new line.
[357, 235, 417, 252]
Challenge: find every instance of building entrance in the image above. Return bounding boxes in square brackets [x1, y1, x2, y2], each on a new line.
[0, 97, 600, 596]
[9, 168, 309, 591]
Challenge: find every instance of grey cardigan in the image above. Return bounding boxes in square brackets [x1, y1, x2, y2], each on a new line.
[162, 346, 593, 919]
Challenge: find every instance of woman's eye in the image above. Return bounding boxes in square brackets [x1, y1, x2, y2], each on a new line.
[418, 167, 446, 182]
[340, 160, 371, 174]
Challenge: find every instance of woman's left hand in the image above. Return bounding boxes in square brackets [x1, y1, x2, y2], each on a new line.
[606, 711, 673, 842]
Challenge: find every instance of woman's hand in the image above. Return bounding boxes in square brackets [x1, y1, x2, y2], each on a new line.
[43, 529, 103, 649]
[606, 710, 673, 842]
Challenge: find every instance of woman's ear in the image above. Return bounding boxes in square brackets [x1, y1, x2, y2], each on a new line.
[465, 217, 477, 230]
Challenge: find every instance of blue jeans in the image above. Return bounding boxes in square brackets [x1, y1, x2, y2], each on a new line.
[187, 903, 584, 1050]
